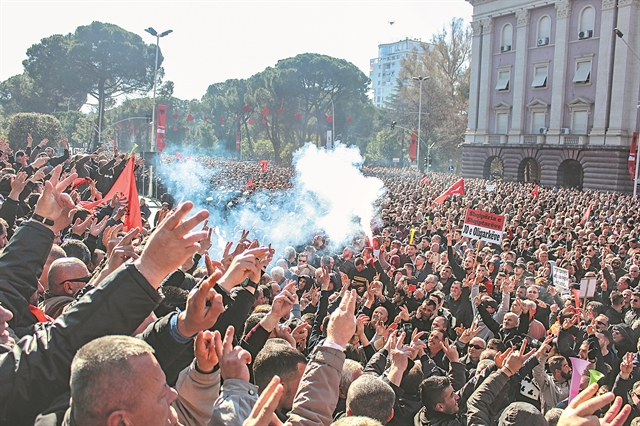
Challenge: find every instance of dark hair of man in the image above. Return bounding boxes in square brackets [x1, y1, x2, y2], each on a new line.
[548, 355, 566, 374]
[354, 257, 365, 267]
[419, 375, 451, 412]
[424, 299, 437, 309]
[586, 301, 606, 315]
[346, 375, 395, 424]
[70, 335, 155, 424]
[60, 239, 91, 266]
[400, 360, 424, 396]
[253, 344, 307, 393]
[243, 313, 266, 337]
[610, 291, 624, 306]
[257, 284, 271, 300]
[154, 285, 188, 317]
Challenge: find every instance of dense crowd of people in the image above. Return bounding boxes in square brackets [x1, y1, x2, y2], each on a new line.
[0, 135, 639, 426]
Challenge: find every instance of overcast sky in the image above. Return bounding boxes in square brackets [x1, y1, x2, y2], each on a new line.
[0, 0, 472, 102]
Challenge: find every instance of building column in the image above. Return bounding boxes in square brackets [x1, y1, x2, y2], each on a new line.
[548, 0, 572, 145]
[607, 0, 640, 145]
[466, 20, 483, 144]
[590, 0, 619, 145]
[475, 18, 494, 143]
[509, 9, 531, 143]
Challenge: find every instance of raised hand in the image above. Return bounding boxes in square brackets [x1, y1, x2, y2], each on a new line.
[9, 171, 28, 201]
[194, 330, 218, 373]
[214, 326, 251, 382]
[242, 376, 284, 426]
[460, 322, 483, 344]
[557, 384, 631, 426]
[89, 215, 109, 237]
[502, 339, 536, 377]
[318, 265, 332, 291]
[72, 214, 94, 237]
[441, 338, 460, 363]
[270, 282, 296, 320]
[177, 269, 225, 337]
[33, 164, 77, 233]
[619, 352, 634, 379]
[133, 202, 209, 288]
[536, 335, 554, 361]
[217, 247, 269, 290]
[325, 289, 357, 348]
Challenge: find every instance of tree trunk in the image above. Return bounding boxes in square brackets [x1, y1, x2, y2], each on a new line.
[92, 78, 106, 151]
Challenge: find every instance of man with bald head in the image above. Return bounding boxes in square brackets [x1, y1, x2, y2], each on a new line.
[40, 257, 90, 318]
[39, 245, 67, 292]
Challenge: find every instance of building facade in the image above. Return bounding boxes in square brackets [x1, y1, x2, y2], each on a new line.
[462, 0, 640, 192]
[370, 38, 425, 108]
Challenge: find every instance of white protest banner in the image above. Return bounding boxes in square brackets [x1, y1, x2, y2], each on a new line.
[486, 184, 495, 192]
[579, 277, 597, 298]
[552, 266, 569, 293]
[461, 209, 506, 244]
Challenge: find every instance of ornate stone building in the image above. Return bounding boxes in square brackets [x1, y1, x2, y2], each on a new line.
[463, 0, 640, 191]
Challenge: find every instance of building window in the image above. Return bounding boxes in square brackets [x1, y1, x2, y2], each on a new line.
[572, 110, 588, 134]
[501, 24, 513, 51]
[579, 7, 595, 35]
[573, 59, 592, 84]
[532, 112, 546, 133]
[567, 97, 592, 135]
[537, 16, 551, 43]
[496, 113, 509, 134]
[495, 69, 510, 91]
[531, 64, 548, 88]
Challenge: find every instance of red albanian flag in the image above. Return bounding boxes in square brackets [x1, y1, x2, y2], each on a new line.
[420, 176, 430, 185]
[219, 118, 225, 124]
[629, 132, 638, 180]
[326, 116, 333, 124]
[187, 114, 194, 122]
[246, 179, 255, 190]
[347, 116, 353, 123]
[244, 104, 251, 112]
[294, 113, 301, 120]
[78, 157, 142, 232]
[248, 118, 255, 125]
[261, 119, 267, 125]
[172, 113, 178, 119]
[204, 115, 209, 121]
[278, 108, 283, 115]
[173, 126, 178, 131]
[262, 108, 269, 116]
[259, 160, 268, 171]
[531, 185, 539, 197]
[433, 178, 465, 204]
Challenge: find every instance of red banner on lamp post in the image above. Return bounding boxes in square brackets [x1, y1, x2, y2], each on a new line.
[409, 131, 417, 161]
[156, 104, 167, 152]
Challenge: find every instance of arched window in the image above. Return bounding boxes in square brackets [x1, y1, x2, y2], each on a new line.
[538, 16, 551, 44]
[501, 24, 513, 51]
[579, 7, 595, 37]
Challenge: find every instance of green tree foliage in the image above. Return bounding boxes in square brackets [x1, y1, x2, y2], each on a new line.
[22, 22, 160, 148]
[391, 18, 471, 171]
[365, 129, 402, 166]
[52, 111, 94, 150]
[201, 53, 372, 164]
[7, 113, 62, 150]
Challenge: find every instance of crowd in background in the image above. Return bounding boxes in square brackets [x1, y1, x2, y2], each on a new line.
[0, 136, 638, 426]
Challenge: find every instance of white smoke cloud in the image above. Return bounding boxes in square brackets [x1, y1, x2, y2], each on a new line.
[156, 142, 385, 260]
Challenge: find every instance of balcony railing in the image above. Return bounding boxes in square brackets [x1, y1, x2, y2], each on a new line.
[523, 135, 538, 144]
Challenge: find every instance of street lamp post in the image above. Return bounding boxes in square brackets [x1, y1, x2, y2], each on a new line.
[144, 27, 173, 153]
[614, 28, 640, 197]
[412, 75, 430, 176]
[330, 98, 336, 147]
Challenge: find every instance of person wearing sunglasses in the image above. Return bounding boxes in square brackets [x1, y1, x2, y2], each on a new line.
[39, 257, 91, 319]
[461, 337, 486, 378]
